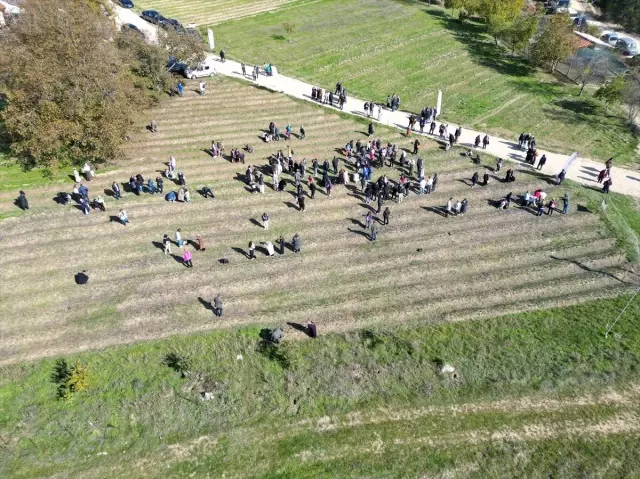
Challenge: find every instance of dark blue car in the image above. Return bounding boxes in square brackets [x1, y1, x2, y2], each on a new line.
[119, 0, 134, 8]
[141, 10, 166, 25]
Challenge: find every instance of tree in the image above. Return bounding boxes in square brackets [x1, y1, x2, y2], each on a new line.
[622, 79, 640, 125]
[475, 0, 525, 44]
[530, 14, 579, 73]
[500, 13, 540, 55]
[595, 76, 627, 112]
[282, 22, 296, 41]
[572, 53, 610, 96]
[0, 0, 145, 170]
[595, 0, 640, 34]
[118, 27, 205, 95]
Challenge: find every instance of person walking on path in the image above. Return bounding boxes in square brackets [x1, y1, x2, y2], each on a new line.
[219, 49, 226, 62]
[261, 212, 270, 230]
[213, 294, 223, 317]
[383, 207, 390, 225]
[555, 169, 566, 185]
[474, 135, 481, 148]
[602, 178, 612, 194]
[482, 135, 490, 149]
[163, 234, 172, 255]
[248, 241, 256, 260]
[537, 155, 547, 170]
[562, 193, 569, 214]
[241, 62, 246, 77]
[183, 248, 193, 268]
[370, 223, 378, 242]
[597, 169, 607, 183]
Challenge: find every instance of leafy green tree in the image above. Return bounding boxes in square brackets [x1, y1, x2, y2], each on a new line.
[0, 0, 144, 170]
[501, 13, 540, 54]
[531, 14, 579, 73]
[595, 76, 627, 112]
[622, 79, 640, 125]
[595, 0, 640, 34]
[475, 0, 525, 44]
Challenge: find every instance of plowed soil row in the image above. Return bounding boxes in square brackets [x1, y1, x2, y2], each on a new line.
[0, 78, 634, 365]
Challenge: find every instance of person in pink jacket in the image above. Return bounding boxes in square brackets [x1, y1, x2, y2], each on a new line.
[183, 248, 193, 268]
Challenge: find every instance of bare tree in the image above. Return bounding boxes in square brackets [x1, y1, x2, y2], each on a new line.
[572, 54, 610, 96]
[622, 79, 640, 126]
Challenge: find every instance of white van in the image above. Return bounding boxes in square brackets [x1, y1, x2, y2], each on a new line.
[184, 58, 216, 79]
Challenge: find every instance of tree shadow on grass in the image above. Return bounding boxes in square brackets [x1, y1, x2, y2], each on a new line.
[425, 9, 535, 78]
[549, 255, 633, 285]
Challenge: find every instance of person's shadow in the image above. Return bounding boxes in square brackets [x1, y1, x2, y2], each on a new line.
[287, 322, 312, 337]
[348, 218, 366, 228]
[347, 228, 370, 238]
[197, 297, 214, 313]
[232, 246, 249, 258]
[151, 240, 164, 251]
[249, 218, 263, 228]
[422, 206, 446, 217]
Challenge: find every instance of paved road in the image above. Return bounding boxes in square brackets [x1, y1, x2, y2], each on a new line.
[111, 2, 158, 43]
[208, 57, 639, 197]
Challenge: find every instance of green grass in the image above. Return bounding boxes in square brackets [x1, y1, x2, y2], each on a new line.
[2, 295, 639, 477]
[567, 181, 640, 262]
[211, 0, 639, 166]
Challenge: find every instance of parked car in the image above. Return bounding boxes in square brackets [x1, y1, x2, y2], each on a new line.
[141, 10, 165, 25]
[118, 0, 134, 8]
[121, 23, 145, 40]
[616, 38, 638, 57]
[184, 59, 217, 79]
[162, 18, 184, 33]
[167, 61, 188, 75]
[601, 32, 620, 46]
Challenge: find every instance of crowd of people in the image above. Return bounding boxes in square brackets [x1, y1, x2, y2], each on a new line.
[13, 76, 623, 340]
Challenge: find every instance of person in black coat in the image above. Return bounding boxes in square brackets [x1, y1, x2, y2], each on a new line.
[368, 122, 374, 137]
[17, 191, 29, 210]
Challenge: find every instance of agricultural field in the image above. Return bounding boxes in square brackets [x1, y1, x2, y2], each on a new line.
[129, 0, 301, 26]
[0, 75, 636, 366]
[1, 76, 639, 477]
[202, 0, 639, 166]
